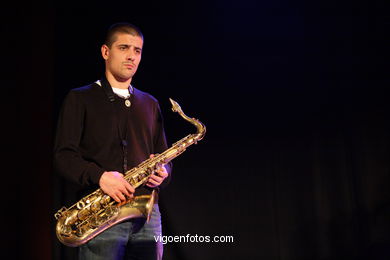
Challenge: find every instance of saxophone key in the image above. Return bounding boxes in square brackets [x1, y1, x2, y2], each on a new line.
[77, 208, 91, 221]
[98, 213, 109, 223]
[75, 225, 87, 237]
[86, 194, 99, 203]
[76, 200, 86, 210]
[54, 206, 68, 220]
[100, 195, 111, 205]
[90, 201, 101, 212]
[60, 224, 73, 236]
[105, 205, 119, 217]
[132, 176, 140, 184]
[64, 209, 79, 226]
[88, 216, 99, 229]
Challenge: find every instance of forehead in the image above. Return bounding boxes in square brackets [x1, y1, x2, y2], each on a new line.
[112, 33, 143, 47]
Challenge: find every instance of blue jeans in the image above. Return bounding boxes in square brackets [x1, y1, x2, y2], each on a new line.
[79, 204, 163, 260]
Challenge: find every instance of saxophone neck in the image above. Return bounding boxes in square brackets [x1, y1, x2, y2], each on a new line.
[169, 98, 206, 141]
[194, 121, 206, 141]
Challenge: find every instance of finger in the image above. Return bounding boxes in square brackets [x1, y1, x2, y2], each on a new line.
[149, 174, 163, 182]
[112, 194, 121, 203]
[117, 192, 126, 202]
[155, 164, 165, 171]
[157, 169, 168, 178]
[118, 182, 132, 197]
[122, 188, 133, 198]
[154, 170, 168, 180]
[119, 186, 131, 197]
[158, 166, 168, 173]
[147, 177, 160, 186]
[124, 182, 135, 193]
[106, 190, 120, 203]
[146, 180, 158, 188]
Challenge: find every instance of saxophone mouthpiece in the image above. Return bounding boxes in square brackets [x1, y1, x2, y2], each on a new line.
[169, 98, 182, 113]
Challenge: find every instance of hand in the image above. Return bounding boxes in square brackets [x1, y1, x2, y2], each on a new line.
[146, 154, 169, 188]
[99, 171, 135, 203]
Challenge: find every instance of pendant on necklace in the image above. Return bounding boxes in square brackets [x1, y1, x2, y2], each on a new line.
[125, 99, 131, 107]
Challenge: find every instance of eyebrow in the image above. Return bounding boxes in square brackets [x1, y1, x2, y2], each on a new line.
[117, 44, 142, 51]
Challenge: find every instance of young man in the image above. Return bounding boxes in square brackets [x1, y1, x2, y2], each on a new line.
[54, 23, 171, 260]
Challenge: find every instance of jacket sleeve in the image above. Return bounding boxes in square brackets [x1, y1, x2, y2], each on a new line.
[53, 90, 105, 187]
[153, 102, 172, 188]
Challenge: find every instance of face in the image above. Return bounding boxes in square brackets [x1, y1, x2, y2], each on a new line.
[101, 33, 143, 82]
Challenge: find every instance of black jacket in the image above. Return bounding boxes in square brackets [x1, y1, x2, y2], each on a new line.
[54, 78, 171, 197]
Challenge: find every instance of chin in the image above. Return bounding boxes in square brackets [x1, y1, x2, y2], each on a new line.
[117, 73, 134, 81]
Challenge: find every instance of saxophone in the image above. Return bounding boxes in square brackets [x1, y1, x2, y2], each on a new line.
[54, 98, 206, 247]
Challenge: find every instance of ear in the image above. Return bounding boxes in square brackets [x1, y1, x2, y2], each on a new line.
[101, 45, 109, 60]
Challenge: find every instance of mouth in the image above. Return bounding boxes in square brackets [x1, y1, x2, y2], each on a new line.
[123, 63, 135, 69]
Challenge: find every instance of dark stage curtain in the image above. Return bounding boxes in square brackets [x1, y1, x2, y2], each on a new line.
[2, 3, 53, 260]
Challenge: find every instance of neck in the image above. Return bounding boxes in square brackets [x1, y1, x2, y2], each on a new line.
[105, 71, 132, 89]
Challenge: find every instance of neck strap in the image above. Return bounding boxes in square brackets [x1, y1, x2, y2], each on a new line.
[95, 77, 130, 172]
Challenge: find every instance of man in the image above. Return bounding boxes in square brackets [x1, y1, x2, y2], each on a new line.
[54, 22, 171, 260]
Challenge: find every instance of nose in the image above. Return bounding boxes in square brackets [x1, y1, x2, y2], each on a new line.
[126, 49, 136, 61]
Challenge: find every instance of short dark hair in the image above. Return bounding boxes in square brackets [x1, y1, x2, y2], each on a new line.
[104, 22, 144, 48]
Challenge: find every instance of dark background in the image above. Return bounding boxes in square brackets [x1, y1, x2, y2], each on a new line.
[2, 0, 390, 259]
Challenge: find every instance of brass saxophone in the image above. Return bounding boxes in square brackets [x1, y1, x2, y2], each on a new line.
[54, 98, 206, 247]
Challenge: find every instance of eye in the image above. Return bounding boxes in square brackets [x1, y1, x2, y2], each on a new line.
[135, 48, 142, 55]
